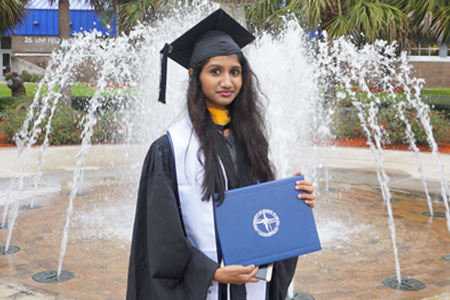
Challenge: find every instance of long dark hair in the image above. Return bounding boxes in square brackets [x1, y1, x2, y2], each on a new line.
[187, 53, 275, 203]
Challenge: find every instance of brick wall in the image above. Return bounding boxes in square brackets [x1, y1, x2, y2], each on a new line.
[410, 62, 450, 87]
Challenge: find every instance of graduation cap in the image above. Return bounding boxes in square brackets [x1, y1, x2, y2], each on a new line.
[158, 8, 255, 103]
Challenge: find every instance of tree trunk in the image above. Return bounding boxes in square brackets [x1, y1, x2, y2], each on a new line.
[59, 0, 72, 108]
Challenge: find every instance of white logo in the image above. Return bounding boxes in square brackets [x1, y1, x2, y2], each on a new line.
[253, 209, 280, 237]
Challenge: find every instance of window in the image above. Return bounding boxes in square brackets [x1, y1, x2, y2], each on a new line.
[0, 36, 12, 49]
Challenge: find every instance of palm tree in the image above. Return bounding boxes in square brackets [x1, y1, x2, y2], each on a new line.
[395, 0, 450, 44]
[118, 0, 183, 32]
[246, 0, 406, 45]
[55, 0, 71, 39]
[432, 5, 450, 43]
[50, 0, 114, 107]
[0, 0, 28, 34]
[326, 0, 405, 44]
[245, 0, 290, 33]
[44, 0, 71, 106]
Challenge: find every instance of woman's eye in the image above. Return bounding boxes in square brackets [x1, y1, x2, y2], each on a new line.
[231, 69, 241, 76]
[210, 68, 220, 75]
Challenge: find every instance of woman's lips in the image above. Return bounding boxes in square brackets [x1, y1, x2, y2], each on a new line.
[218, 91, 233, 97]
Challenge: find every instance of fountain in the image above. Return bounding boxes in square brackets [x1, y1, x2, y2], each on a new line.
[0, 2, 449, 299]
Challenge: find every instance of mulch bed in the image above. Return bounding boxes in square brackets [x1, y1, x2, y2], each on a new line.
[1, 132, 449, 154]
[0, 132, 13, 147]
[332, 137, 450, 154]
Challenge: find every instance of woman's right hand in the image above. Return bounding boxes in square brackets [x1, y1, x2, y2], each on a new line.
[213, 264, 260, 285]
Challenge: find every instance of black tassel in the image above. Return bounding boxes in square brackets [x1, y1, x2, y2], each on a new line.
[158, 43, 170, 104]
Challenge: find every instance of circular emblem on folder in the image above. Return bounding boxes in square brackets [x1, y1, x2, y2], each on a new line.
[253, 209, 280, 237]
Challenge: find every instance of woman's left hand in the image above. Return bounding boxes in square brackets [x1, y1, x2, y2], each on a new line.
[294, 171, 315, 208]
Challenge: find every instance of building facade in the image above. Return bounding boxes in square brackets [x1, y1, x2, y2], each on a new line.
[408, 42, 450, 87]
[0, 0, 116, 79]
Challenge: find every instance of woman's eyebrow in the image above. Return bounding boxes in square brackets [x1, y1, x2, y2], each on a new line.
[206, 64, 242, 69]
[205, 64, 222, 68]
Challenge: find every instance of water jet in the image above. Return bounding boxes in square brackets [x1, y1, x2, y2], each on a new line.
[0, 3, 449, 299]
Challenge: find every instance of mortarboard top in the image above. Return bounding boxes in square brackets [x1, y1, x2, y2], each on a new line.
[158, 8, 255, 103]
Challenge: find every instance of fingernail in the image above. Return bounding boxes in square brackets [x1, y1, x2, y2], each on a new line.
[297, 194, 302, 199]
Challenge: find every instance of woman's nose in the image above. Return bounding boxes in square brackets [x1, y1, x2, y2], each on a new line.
[220, 74, 232, 88]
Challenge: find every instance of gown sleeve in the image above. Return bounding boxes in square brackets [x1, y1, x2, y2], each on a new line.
[126, 135, 219, 300]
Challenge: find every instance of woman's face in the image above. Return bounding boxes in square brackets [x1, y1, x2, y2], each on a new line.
[198, 54, 243, 110]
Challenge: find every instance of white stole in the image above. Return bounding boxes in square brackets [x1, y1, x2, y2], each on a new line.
[168, 116, 267, 300]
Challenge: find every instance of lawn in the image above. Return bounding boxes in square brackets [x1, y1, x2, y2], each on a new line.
[1, 83, 448, 110]
[0, 83, 40, 98]
[421, 87, 450, 96]
[0, 82, 96, 98]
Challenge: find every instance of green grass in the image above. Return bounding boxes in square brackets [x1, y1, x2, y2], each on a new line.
[0, 82, 104, 98]
[4, 82, 137, 97]
[421, 88, 450, 96]
[1, 83, 448, 108]
[0, 83, 39, 98]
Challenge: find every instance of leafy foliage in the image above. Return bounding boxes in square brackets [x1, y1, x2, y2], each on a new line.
[118, 0, 184, 32]
[18, 70, 44, 83]
[0, 96, 33, 112]
[332, 105, 450, 145]
[394, 0, 450, 44]
[245, 0, 449, 46]
[0, 104, 122, 145]
[0, 0, 28, 33]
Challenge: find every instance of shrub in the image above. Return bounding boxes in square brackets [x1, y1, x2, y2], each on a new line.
[331, 108, 363, 139]
[91, 111, 124, 144]
[20, 70, 44, 83]
[0, 104, 122, 145]
[2, 71, 43, 82]
[0, 96, 34, 112]
[4, 73, 12, 80]
[424, 97, 450, 117]
[71, 96, 127, 113]
[71, 96, 91, 112]
[46, 106, 83, 145]
[0, 109, 28, 143]
[332, 106, 450, 145]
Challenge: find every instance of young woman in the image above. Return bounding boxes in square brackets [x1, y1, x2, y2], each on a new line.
[126, 9, 315, 300]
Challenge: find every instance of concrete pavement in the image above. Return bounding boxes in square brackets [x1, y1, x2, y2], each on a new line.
[0, 144, 449, 300]
[1, 143, 449, 212]
[1, 144, 449, 181]
[0, 280, 56, 300]
[324, 146, 450, 194]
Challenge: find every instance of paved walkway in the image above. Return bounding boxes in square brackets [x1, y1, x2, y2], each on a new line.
[1, 144, 449, 179]
[324, 146, 450, 194]
[0, 280, 56, 300]
[1, 144, 448, 193]
[0, 145, 449, 300]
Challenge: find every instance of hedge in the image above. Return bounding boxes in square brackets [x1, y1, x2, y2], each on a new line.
[332, 106, 450, 145]
[0, 96, 33, 112]
[0, 105, 122, 145]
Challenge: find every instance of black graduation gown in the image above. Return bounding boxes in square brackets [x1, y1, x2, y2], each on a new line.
[126, 135, 298, 300]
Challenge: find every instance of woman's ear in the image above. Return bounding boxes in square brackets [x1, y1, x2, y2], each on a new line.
[188, 68, 193, 77]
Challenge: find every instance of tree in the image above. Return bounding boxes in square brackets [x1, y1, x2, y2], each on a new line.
[245, 0, 291, 33]
[432, 5, 450, 43]
[394, 0, 450, 44]
[46, 0, 72, 106]
[118, 0, 182, 33]
[0, 0, 28, 34]
[246, 0, 406, 45]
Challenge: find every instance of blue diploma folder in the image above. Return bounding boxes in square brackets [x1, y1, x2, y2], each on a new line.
[214, 175, 321, 266]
